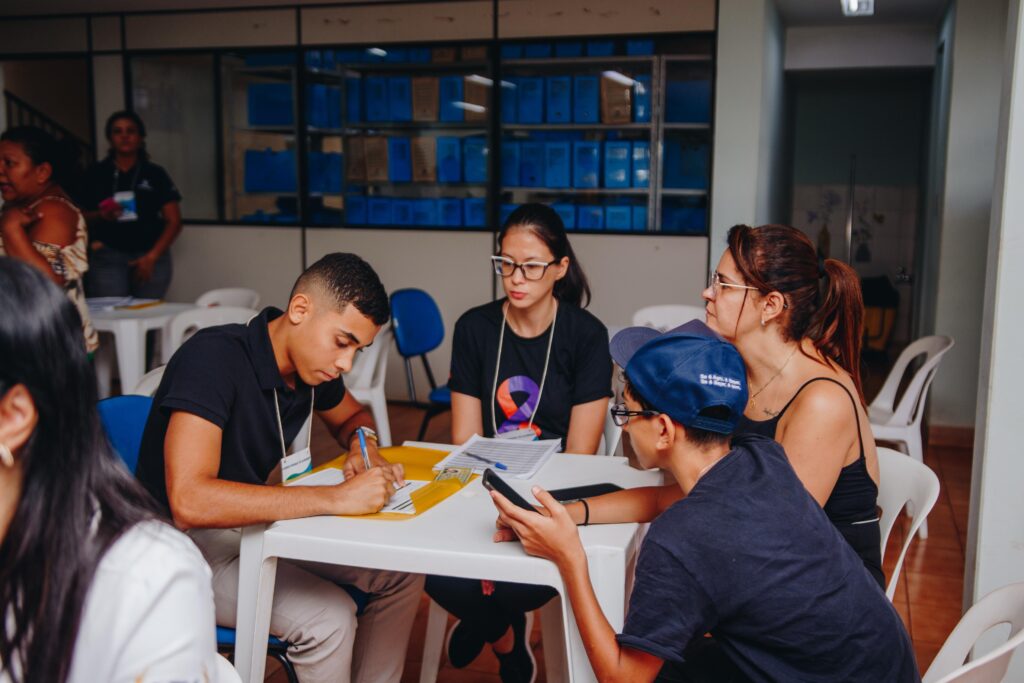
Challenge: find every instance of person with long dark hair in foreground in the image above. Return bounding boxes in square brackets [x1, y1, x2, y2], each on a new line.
[0, 257, 220, 683]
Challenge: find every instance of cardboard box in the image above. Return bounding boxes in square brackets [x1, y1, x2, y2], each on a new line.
[463, 137, 488, 183]
[572, 141, 600, 189]
[573, 76, 599, 124]
[463, 76, 488, 122]
[345, 136, 367, 182]
[411, 137, 437, 182]
[461, 45, 488, 61]
[603, 141, 631, 189]
[439, 76, 465, 122]
[545, 141, 571, 189]
[600, 75, 632, 124]
[633, 75, 652, 123]
[363, 137, 389, 182]
[432, 46, 457, 63]
[412, 77, 439, 122]
[388, 77, 412, 122]
[437, 137, 462, 183]
[520, 142, 545, 187]
[546, 76, 572, 124]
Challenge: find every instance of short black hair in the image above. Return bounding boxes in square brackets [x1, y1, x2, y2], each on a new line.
[291, 253, 390, 326]
[623, 378, 732, 449]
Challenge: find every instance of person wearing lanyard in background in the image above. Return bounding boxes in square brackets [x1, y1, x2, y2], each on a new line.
[81, 110, 182, 299]
[426, 203, 613, 683]
[133, 253, 424, 683]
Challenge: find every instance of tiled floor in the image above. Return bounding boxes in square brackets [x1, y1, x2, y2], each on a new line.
[262, 403, 970, 681]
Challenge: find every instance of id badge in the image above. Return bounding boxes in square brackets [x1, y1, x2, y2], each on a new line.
[496, 427, 538, 441]
[113, 191, 138, 222]
[281, 447, 313, 484]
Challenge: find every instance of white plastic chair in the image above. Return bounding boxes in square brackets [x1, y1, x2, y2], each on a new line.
[923, 582, 1024, 683]
[869, 335, 954, 539]
[631, 304, 706, 332]
[168, 306, 259, 357]
[215, 653, 243, 683]
[876, 446, 941, 601]
[133, 365, 166, 397]
[196, 287, 261, 309]
[346, 326, 393, 447]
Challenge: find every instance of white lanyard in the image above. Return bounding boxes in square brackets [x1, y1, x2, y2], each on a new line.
[490, 300, 558, 436]
[112, 161, 143, 196]
[273, 386, 314, 460]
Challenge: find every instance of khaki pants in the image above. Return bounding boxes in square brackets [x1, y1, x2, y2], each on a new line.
[190, 528, 424, 683]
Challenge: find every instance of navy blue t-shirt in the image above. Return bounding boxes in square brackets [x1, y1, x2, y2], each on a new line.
[617, 434, 919, 683]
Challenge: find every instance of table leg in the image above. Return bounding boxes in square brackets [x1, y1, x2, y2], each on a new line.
[540, 598, 569, 683]
[417, 599, 448, 683]
[94, 333, 115, 398]
[235, 524, 276, 683]
[112, 321, 146, 395]
[560, 549, 628, 683]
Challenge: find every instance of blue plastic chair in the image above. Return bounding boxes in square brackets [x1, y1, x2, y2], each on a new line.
[97, 395, 368, 683]
[390, 288, 452, 440]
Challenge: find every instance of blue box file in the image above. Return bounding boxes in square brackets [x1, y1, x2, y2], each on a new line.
[663, 141, 709, 189]
[545, 142, 571, 189]
[307, 85, 341, 128]
[586, 40, 615, 57]
[524, 42, 552, 58]
[321, 50, 336, 70]
[367, 198, 393, 225]
[247, 84, 293, 126]
[408, 47, 431, 63]
[663, 203, 707, 234]
[501, 79, 518, 123]
[603, 141, 631, 189]
[464, 198, 486, 227]
[345, 78, 362, 122]
[413, 198, 439, 226]
[632, 205, 648, 231]
[502, 141, 520, 187]
[437, 137, 462, 183]
[308, 152, 342, 194]
[519, 142, 545, 187]
[552, 202, 576, 229]
[388, 137, 412, 182]
[546, 77, 572, 123]
[632, 141, 651, 188]
[244, 53, 295, 67]
[463, 137, 488, 183]
[439, 198, 463, 227]
[633, 75, 652, 123]
[440, 76, 465, 122]
[626, 39, 654, 55]
[577, 205, 603, 229]
[244, 149, 296, 192]
[555, 41, 583, 57]
[383, 48, 409, 63]
[517, 78, 544, 124]
[605, 205, 632, 231]
[345, 195, 367, 225]
[573, 76, 599, 124]
[500, 203, 518, 226]
[392, 199, 414, 226]
[388, 77, 412, 122]
[365, 77, 390, 122]
[666, 80, 712, 123]
[334, 48, 363, 63]
[501, 44, 524, 59]
[305, 50, 322, 68]
[572, 142, 600, 189]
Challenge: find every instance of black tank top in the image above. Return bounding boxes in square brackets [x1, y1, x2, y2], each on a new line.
[735, 377, 884, 589]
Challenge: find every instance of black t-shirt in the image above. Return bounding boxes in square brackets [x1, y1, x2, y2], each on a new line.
[448, 299, 612, 443]
[81, 158, 182, 253]
[618, 434, 920, 683]
[135, 307, 347, 513]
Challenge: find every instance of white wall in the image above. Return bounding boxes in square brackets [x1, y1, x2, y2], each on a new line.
[965, 0, 1024, 671]
[929, 0, 1007, 427]
[785, 24, 936, 70]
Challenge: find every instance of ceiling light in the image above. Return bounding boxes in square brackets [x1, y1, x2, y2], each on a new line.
[601, 70, 635, 87]
[841, 0, 874, 16]
[453, 102, 486, 113]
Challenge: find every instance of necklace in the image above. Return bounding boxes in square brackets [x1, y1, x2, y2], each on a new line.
[749, 343, 799, 410]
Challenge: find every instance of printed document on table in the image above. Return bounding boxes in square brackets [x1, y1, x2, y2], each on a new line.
[433, 434, 561, 479]
[381, 480, 430, 514]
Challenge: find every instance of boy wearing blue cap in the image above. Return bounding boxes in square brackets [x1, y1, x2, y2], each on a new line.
[490, 321, 920, 683]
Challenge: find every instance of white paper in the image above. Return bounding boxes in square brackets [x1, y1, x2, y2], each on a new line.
[433, 434, 561, 479]
[285, 467, 345, 487]
[381, 480, 430, 514]
[86, 296, 160, 312]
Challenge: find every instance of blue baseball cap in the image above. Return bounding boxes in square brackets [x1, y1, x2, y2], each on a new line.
[610, 320, 748, 434]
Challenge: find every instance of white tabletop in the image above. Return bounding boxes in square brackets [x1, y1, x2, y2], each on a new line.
[89, 301, 196, 322]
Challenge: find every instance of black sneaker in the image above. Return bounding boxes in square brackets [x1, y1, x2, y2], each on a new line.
[495, 611, 536, 683]
[445, 619, 486, 669]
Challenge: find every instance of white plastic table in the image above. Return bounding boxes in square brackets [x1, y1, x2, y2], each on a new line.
[233, 442, 662, 683]
[90, 301, 196, 397]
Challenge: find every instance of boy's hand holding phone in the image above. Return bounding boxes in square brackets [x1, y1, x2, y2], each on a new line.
[488, 477, 586, 569]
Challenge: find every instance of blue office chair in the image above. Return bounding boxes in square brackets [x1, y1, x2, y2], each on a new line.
[390, 288, 452, 440]
[97, 395, 368, 683]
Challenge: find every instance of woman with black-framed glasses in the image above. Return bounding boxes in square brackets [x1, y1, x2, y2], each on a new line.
[426, 203, 612, 683]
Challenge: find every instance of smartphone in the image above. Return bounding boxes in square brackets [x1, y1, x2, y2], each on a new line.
[548, 483, 622, 503]
[482, 468, 539, 513]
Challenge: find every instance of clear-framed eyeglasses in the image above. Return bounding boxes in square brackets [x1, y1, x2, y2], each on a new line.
[707, 271, 760, 299]
[491, 255, 559, 281]
[609, 401, 661, 427]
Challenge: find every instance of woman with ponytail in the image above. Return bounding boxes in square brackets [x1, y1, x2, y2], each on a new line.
[427, 203, 612, 682]
[703, 223, 883, 587]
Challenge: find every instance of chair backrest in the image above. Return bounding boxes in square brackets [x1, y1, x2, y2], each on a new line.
[97, 395, 154, 474]
[877, 446, 941, 600]
[924, 582, 1024, 683]
[869, 335, 955, 428]
[601, 397, 624, 457]
[195, 287, 261, 309]
[133, 365, 166, 397]
[347, 326, 392, 392]
[390, 289, 445, 358]
[631, 304, 706, 332]
[168, 306, 259, 356]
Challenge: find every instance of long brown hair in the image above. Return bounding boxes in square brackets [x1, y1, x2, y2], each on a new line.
[727, 224, 866, 400]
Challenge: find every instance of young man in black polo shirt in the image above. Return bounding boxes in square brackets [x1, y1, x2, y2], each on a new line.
[490, 321, 920, 683]
[136, 253, 423, 683]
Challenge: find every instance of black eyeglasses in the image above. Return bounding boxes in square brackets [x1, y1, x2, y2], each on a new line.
[610, 402, 661, 427]
[491, 255, 559, 281]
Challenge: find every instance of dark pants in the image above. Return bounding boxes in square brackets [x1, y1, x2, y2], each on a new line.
[85, 246, 172, 299]
[655, 638, 752, 683]
[425, 575, 557, 643]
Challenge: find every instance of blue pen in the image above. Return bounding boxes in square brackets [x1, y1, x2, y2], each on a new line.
[356, 427, 372, 470]
[464, 451, 508, 471]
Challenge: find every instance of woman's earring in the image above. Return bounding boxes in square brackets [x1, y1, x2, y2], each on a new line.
[760, 318, 766, 327]
[0, 443, 13, 468]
